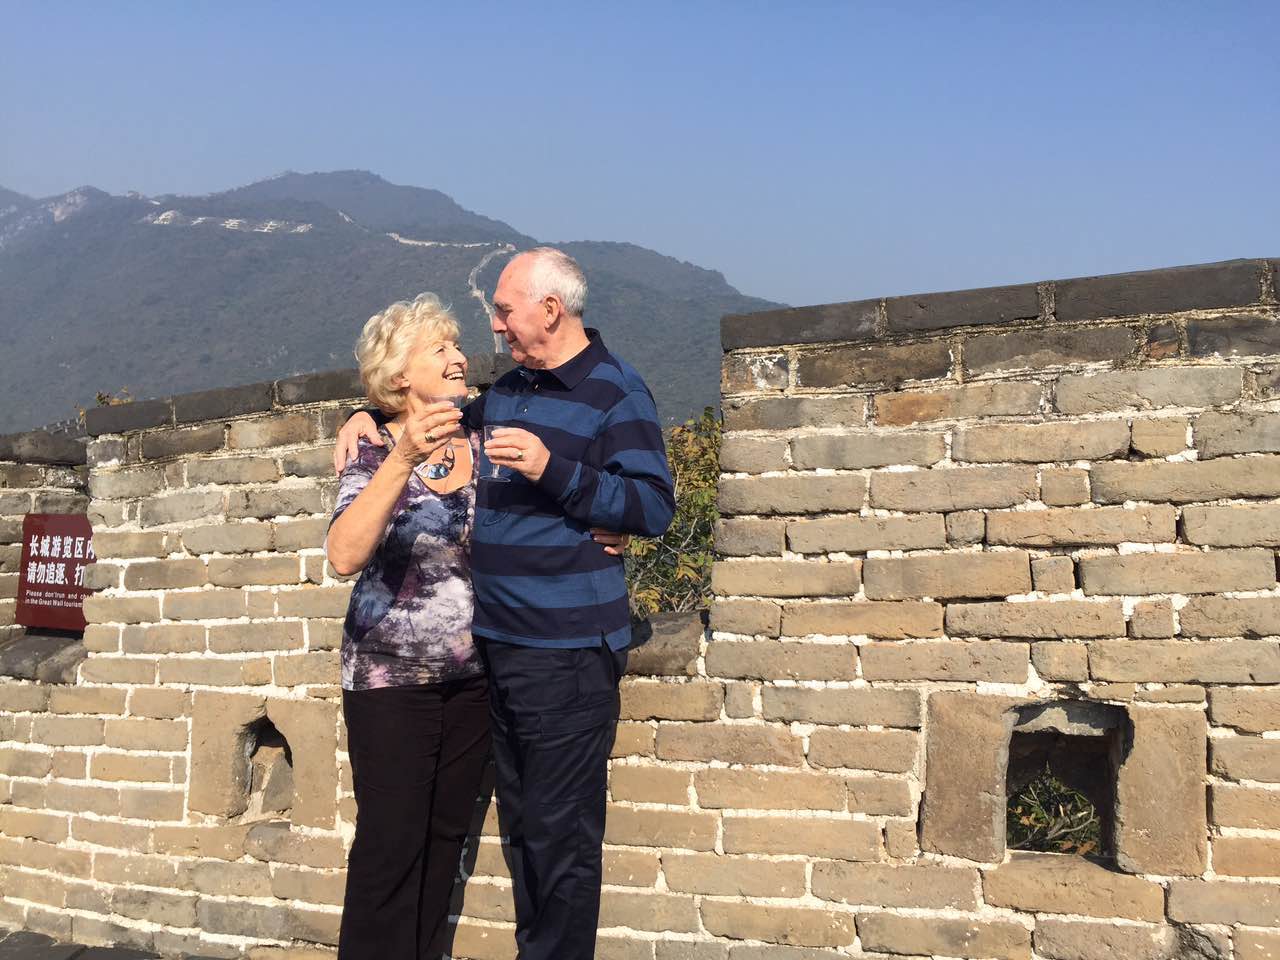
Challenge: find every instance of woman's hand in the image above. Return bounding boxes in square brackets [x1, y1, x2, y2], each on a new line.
[591, 529, 632, 557]
[394, 399, 463, 467]
[334, 411, 381, 474]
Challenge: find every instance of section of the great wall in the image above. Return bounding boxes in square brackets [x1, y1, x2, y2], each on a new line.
[0, 258, 1277, 959]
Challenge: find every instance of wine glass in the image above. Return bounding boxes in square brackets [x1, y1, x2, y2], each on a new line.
[482, 425, 510, 482]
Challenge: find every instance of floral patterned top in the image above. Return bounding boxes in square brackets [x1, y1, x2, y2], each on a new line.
[330, 427, 484, 691]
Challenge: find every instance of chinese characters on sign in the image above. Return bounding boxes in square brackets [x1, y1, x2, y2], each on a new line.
[16, 514, 95, 631]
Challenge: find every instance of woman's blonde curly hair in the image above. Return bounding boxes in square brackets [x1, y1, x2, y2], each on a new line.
[355, 292, 461, 415]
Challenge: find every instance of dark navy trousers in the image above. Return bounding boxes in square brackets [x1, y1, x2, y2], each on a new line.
[480, 639, 626, 960]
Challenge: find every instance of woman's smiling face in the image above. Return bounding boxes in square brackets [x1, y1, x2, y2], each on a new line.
[396, 334, 468, 403]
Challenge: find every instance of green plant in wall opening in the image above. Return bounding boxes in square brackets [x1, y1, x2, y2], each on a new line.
[1007, 764, 1102, 856]
[627, 407, 720, 618]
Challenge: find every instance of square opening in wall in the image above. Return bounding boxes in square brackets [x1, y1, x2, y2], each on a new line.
[1006, 701, 1125, 859]
[244, 717, 294, 820]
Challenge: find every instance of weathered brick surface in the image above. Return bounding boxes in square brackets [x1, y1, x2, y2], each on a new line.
[664, 852, 805, 898]
[875, 381, 1043, 425]
[1090, 639, 1280, 683]
[1055, 366, 1243, 414]
[813, 861, 977, 909]
[1209, 688, 1280, 733]
[921, 693, 1018, 862]
[797, 339, 953, 390]
[1167, 880, 1280, 926]
[1212, 836, 1280, 876]
[1040, 468, 1089, 505]
[1183, 503, 1280, 546]
[620, 681, 723, 721]
[604, 806, 717, 851]
[724, 396, 867, 431]
[719, 474, 866, 515]
[1031, 642, 1089, 681]
[863, 552, 1031, 600]
[709, 598, 780, 637]
[964, 325, 1137, 374]
[1115, 707, 1208, 875]
[700, 902, 855, 949]
[870, 466, 1037, 512]
[1237, 930, 1280, 960]
[1128, 599, 1175, 638]
[1208, 783, 1280, 829]
[952, 421, 1129, 463]
[945, 601, 1124, 638]
[861, 640, 1029, 682]
[1130, 416, 1188, 457]
[704, 640, 857, 681]
[719, 435, 787, 473]
[789, 431, 944, 470]
[786, 515, 944, 554]
[712, 560, 861, 598]
[1211, 736, 1280, 783]
[715, 518, 785, 556]
[721, 816, 880, 861]
[656, 723, 803, 766]
[807, 729, 918, 773]
[760, 686, 921, 727]
[987, 505, 1174, 545]
[1030, 556, 1076, 595]
[983, 852, 1163, 919]
[1194, 410, 1280, 458]
[857, 914, 1031, 960]
[722, 353, 789, 394]
[1080, 549, 1276, 595]
[1091, 455, 1280, 503]
[780, 600, 943, 639]
[1180, 596, 1280, 637]
[1032, 920, 1194, 960]
[693, 769, 844, 811]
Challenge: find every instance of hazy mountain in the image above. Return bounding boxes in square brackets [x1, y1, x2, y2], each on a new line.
[0, 172, 780, 434]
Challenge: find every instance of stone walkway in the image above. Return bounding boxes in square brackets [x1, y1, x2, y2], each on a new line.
[0, 930, 218, 960]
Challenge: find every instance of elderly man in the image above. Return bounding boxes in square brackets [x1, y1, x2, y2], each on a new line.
[335, 247, 675, 959]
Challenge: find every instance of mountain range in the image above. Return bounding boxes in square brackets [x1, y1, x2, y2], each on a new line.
[0, 171, 780, 434]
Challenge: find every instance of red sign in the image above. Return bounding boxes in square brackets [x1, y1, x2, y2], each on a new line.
[16, 514, 95, 631]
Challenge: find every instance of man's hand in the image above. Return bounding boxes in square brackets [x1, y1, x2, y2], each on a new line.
[334, 411, 382, 474]
[483, 427, 551, 484]
[591, 529, 631, 557]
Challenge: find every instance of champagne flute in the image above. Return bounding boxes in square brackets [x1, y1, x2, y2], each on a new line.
[415, 395, 466, 482]
[482, 425, 510, 482]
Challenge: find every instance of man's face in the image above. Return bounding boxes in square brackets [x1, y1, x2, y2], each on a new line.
[492, 257, 550, 367]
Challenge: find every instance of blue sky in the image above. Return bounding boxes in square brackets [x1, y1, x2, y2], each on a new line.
[2, 1, 1276, 306]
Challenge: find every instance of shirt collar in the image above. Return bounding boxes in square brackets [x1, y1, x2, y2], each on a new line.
[520, 328, 608, 390]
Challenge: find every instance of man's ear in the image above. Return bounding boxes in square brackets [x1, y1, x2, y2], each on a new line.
[542, 294, 564, 328]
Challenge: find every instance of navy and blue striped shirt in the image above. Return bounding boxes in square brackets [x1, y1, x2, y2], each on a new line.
[463, 330, 674, 650]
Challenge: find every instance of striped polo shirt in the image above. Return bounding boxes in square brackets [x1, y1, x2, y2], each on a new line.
[464, 329, 675, 650]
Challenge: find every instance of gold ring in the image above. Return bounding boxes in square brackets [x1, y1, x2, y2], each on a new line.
[425, 432, 436, 443]
[516, 450, 524, 460]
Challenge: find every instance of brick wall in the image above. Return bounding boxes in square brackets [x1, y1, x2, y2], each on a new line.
[702, 257, 1280, 960]
[0, 257, 1278, 959]
[0, 430, 88, 646]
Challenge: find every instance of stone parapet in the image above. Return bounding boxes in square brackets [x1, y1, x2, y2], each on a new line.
[1, 261, 1279, 957]
[704, 255, 1280, 958]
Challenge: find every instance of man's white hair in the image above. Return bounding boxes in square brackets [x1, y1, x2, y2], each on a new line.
[523, 247, 588, 318]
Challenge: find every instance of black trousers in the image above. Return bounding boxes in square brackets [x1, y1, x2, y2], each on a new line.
[480, 640, 626, 960]
[339, 675, 491, 960]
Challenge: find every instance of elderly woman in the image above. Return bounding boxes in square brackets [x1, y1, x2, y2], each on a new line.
[327, 292, 485, 959]
[328, 292, 626, 959]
